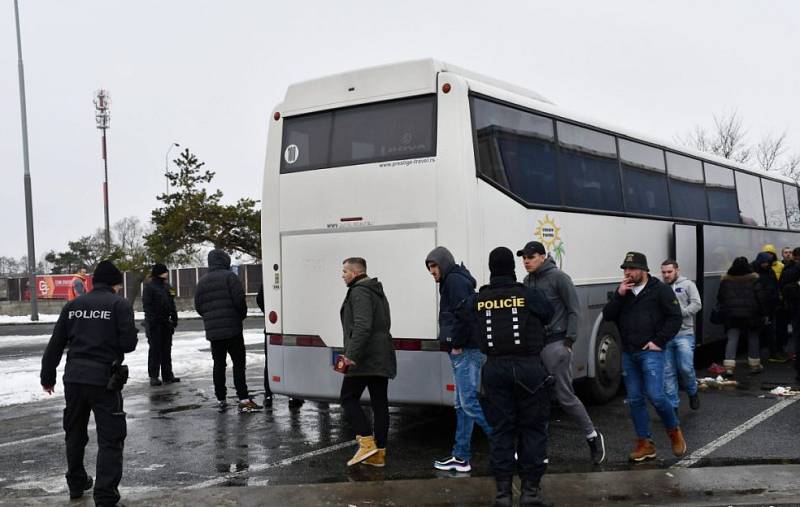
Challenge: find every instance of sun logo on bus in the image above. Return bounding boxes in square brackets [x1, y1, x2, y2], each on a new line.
[534, 214, 566, 269]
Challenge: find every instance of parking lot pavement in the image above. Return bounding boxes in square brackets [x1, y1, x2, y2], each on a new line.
[0, 327, 798, 501]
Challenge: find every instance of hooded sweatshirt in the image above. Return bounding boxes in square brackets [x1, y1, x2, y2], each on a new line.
[668, 276, 702, 337]
[522, 257, 580, 346]
[425, 247, 480, 350]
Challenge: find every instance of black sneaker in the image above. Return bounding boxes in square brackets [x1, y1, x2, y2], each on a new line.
[587, 432, 606, 465]
[216, 400, 228, 412]
[149, 378, 162, 386]
[263, 394, 273, 407]
[288, 398, 305, 409]
[689, 394, 700, 410]
[69, 476, 93, 499]
[163, 377, 181, 384]
[433, 455, 471, 472]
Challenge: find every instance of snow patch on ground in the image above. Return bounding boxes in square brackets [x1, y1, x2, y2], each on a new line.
[0, 329, 265, 407]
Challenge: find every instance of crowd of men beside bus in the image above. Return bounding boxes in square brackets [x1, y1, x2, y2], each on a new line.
[37, 240, 800, 506]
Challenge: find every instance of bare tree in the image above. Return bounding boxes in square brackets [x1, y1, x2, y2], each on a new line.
[677, 110, 751, 164]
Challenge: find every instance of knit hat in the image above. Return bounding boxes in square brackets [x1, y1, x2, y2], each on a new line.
[488, 247, 516, 278]
[727, 256, 753, 276]
[151, 263, 168, 277]
[755, 252, 773, 266]
[93, 260, 123, 286]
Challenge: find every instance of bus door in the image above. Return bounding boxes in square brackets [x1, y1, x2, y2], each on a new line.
[672, 223, 707, 344]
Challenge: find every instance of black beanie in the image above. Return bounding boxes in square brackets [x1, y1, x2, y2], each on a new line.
[93, 260, 123, 286]
[151, 263, 168, 277]
[488, 247, 516, 278]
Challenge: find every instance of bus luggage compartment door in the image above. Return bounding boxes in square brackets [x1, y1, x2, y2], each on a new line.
[280, 226, 443, 404]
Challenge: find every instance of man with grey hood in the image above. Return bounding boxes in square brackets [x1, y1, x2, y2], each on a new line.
[425, 246, 492, 473]
[660, 260, 701, 412]
[518, 241, 605, 465]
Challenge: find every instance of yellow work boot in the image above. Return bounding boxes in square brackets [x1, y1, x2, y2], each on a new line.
[347, 435, 378, 466]
[361, 448, 386, 467]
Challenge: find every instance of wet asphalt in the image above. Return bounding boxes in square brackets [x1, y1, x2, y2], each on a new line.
[1, 322, 799, 500]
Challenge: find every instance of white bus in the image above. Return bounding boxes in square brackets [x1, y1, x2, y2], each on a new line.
[261, 59, 800, 405]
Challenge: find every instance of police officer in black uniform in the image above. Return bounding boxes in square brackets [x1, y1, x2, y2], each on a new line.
[469, 247, 555, 507]
[142, 263, 179, 386]
[40, 260, 138, 506]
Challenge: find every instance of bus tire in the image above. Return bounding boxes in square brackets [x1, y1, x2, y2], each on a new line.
[586, 323, 622, 404]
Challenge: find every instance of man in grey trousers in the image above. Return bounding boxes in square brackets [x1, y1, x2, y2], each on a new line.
[518, 241, 605, 465]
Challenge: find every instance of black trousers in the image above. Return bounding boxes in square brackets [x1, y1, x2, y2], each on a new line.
[480, 356, 550, 485]
[63, 382, 126, 506]
[210, 335, 249, 401]
[147, 322, 174, 380]
[775, 307, 790, 354]
[339, 376, 389, 448]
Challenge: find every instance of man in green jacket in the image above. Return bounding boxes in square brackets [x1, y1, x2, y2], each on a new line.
[339, 257, 397, 467]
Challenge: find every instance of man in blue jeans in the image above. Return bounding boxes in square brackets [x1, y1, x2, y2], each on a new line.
[603, 252, 686, 462]
[426, 247, 492, 473]
[660, 260, 701, 414]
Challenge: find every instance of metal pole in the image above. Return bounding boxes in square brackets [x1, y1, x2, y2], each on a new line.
[102, 130, 110, 251]
[165, 142, 179, 195]
[14, 0, 39, 321]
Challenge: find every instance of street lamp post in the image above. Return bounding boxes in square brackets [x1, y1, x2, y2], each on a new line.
[13, 0, 39, 321]
[94, 89, 111, 252]
[165, 142, 180, 195]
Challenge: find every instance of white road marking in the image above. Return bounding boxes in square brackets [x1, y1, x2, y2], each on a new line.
[185, 440, 356, 490]
[672, 396, 800, 468]
[0, 431, 65, 449]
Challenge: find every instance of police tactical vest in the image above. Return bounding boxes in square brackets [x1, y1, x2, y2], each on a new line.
[475, 283, 544, 356]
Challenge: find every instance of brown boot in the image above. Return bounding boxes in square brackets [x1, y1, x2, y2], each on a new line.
[667, 427, 687, 457]
[361, 448, 385, 467]
[628, 438, 656, 462]
[347, 435, 378, 466]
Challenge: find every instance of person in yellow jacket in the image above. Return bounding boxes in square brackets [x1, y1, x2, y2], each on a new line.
[762, 244, 784, 281]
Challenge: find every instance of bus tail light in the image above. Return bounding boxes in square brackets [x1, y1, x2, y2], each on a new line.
[273, 112, 281, 121]
[272, 375, 281, 382]
[268, 334, 283, 345]
[446, 384, 455, 392]
[296, 335, 326, 347]
[393, 339, 422, 351]
[442, 83, 451, 94]
[268, 311, 278, 324]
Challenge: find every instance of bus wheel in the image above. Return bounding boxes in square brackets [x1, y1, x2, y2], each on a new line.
[587, 323, 622, 404]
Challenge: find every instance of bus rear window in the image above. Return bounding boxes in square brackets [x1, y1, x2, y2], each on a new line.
[280, 95, 436, 173]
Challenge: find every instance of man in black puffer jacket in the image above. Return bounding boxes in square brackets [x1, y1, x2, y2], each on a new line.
[195, 249, 261, 413]
[142, 263, 179, 386]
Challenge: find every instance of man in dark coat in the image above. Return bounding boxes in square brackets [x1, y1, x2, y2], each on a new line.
[142, 263, 179, 386]
[40, 260, 138, 506]
[425, 246, 492, 473]
[195, 249, 261, 413]
[780, 247, 800, 382]
[339, 257, 396, 468]
[603, 252, 685, 463]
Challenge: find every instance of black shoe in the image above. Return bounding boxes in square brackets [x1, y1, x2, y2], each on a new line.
[689, 394, 700, 410]
[263, 394, 273, 407]
[587, 431, 606, 465]
[520, 479, 553, 507]
[69, 476, 93, 499]
[149, 378, 162, 386]
[288, 398, 305, 409]
[163, 377, 181, 383]
[494, 478, 513, 507]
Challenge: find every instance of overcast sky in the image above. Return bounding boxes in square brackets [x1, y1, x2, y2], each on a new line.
[1, 1, 798, 260]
